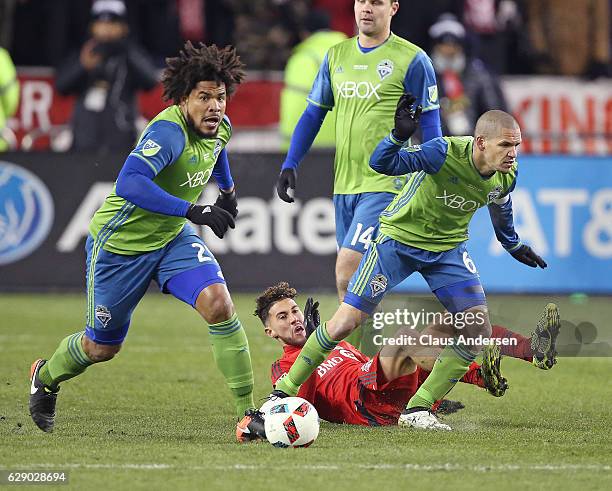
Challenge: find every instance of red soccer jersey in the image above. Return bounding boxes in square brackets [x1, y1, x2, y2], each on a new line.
[270, 341, 418, 426]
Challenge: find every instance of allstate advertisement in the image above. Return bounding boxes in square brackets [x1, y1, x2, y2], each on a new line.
[397, 155, 612, 293]
[0, 153, 611, 293]
[0, 162, 54, 266]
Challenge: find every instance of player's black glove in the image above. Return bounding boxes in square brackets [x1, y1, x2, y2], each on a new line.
[186, 204, 235, 239]
[509, 244, 547, 268]
[276, 168, 297, 203]
[303, 297, 321, 339]
[214, 188, 238, 218]
[392, 92, 422, 142]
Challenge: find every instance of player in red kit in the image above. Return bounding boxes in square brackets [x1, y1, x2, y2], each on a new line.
[237, 282, 559, 440]
[236, 283, 559, 442]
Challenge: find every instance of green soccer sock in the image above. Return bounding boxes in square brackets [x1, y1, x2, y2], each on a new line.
[407, 340, 476, 410]
[344, 326, 362, 350]
[357, 317, 379, 357]
[208, 314, 255, 419]
[275, 323, 338, 396]
[38, 332, 93, 391]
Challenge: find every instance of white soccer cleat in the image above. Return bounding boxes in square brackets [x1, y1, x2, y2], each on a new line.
[398, 410, 452, 431]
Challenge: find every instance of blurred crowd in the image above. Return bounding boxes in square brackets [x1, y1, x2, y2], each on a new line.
[2, 0, 610, 76]
[0, 0, 610, 152]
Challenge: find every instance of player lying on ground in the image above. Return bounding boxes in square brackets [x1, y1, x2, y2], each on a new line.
[29, 43, 257, 433]
[236, 282, 561, 440]
[272, 102, 553, 430]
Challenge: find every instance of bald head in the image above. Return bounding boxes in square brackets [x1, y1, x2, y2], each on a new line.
[474, 110, 519, 139]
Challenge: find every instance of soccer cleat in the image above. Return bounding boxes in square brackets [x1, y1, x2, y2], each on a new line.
[480, 344, 508, 397]
[432, 399, 465, 415]
[531, 303, 561, 370]
[236, 409, 266, 443]
[398, 409, 452, 431]
[29, 359, 58, 433]
[269, 389, 289, 399]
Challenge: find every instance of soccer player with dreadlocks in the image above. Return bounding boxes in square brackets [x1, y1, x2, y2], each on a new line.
[29, 42, 256, 432]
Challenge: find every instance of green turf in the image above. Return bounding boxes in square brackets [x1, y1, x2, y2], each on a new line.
[1, 293, 611, 490]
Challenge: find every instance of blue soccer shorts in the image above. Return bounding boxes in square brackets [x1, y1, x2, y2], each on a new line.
[333, 192, 396, 253]
[344, 231, 486, 315]
[84, 225, 225, 345]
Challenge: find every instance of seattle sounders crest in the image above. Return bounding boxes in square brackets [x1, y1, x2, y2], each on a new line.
[377, 59, 394, 80]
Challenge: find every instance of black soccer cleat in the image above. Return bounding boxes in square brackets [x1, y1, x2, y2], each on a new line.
[29, 359, 58, 433]
[432, 399, 466, 415]
[480, 345, 508, 397]
[236, 409, 266, 443]
[531, 303, 561, 370]
[269, 389, 289, 399]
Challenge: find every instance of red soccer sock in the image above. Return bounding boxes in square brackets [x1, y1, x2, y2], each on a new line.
[460, 362, 485, 388]
[491, 324, 533, 362]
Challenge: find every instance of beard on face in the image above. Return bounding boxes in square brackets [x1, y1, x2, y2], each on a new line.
[186, 115, 218, 138]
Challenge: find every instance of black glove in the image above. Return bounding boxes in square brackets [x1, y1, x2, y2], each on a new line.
[510, 244, 547, 268]
[214, 188, 238, 218]
[186, 204, 235, 238]
[276, 168, 297, 203]
[392, 92, 422, 142]
[303, 297, 321, 339]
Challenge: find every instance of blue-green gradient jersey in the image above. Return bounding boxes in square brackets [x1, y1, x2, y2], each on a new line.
[308, 33, 439, 195]
[371, 136, 518, 252]
[89, 105, 231, 254]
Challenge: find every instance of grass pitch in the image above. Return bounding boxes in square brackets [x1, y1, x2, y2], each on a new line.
[1, 292, 611, 490]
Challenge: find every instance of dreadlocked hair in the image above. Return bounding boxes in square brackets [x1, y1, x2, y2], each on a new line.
[162, 41, 246, 104]
[254, 282, 297, 325]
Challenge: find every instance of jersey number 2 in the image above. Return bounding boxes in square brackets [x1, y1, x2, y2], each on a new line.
[192, 243, 212, 263]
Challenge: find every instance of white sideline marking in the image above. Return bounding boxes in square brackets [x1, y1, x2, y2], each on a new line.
[2, 463, 610, 472]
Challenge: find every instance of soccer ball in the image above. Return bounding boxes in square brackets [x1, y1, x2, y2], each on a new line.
[261, 397, 320, 448]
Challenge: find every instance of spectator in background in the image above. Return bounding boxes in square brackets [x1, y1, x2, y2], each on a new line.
[429, 14, 507, 135]
[0, 47, 19, 151]
[0, 0, 17, 49]
[125, 0, 182, 67]
[527, 0, 610, 78]
[229, 0, 311, 70]
[312, 0, 355, 37]
[279, 10, 347, 150]
[391, 0, 459, 53]
[462, 0, 522, 75]
[55, 0, 158, 153]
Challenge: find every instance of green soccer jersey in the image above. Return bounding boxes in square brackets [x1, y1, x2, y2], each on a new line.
[89, 105, 231, 254]
[307, 33, 440, 195]
[371, 135, 518, 252]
